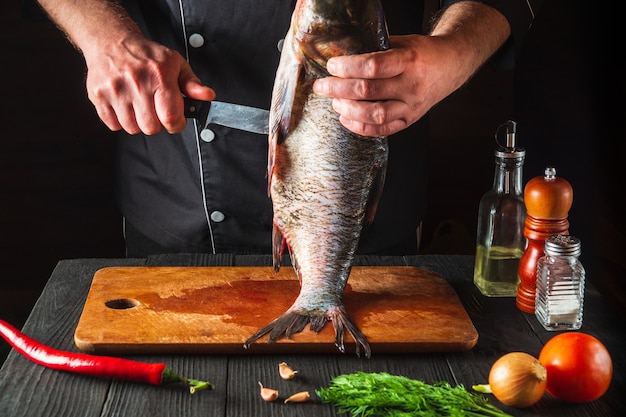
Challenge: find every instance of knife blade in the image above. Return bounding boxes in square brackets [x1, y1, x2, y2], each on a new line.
[184, 97, 269, 135]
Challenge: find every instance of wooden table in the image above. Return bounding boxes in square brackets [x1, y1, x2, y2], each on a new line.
[0, 254, 624, 416]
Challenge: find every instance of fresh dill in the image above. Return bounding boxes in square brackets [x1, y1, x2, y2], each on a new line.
[316, 371, 513, 417]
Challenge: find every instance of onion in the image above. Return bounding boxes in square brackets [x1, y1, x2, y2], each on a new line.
[488, 352, 547, 408]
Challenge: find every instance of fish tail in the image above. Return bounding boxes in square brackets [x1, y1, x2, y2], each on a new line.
[243, 312, 310, 349]
[243, 307, 371, 358]
[331, 307, 372, 358]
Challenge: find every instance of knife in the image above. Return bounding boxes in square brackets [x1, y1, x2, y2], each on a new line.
[183, 97, 269, 135]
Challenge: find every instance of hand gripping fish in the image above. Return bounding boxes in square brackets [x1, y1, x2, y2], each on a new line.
[243, 0, 390, 358]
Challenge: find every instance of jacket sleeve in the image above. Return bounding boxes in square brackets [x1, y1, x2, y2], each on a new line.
[440, 0, 545, 69]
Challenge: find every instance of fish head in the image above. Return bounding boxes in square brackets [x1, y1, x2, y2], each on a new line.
[292, 0, 390, 75]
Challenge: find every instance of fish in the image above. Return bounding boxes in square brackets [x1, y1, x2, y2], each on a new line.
[243, 0, 390, 358]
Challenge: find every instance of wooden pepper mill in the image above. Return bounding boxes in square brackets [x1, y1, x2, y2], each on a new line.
[516, 167, 573, 313]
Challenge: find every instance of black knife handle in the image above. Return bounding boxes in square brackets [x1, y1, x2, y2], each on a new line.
[183, 97, 211, 122]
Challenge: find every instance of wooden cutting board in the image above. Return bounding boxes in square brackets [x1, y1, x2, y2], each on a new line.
[74, 266, 478, 355]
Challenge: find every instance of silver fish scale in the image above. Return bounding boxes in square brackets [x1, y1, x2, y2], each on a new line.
[244, 0, 389, 357]
[271, 93, 387, 306]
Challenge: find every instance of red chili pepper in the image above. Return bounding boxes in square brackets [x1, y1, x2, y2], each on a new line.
[0, 319, 214, 393]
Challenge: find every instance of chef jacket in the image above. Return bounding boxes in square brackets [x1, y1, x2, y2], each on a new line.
[117, 0, 540, 255]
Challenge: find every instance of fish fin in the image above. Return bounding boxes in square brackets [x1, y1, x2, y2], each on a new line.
[364, 155, 388, 225]
[242, 312, 312, 348]
[284, 314, 310, 337]
[270, 23, 314, 146]
[272, 223, 285, 273]
[243, 306, 370, 358]
[273, 63, 306, 145]
[267, 55, 306, 197]
[266, 148, 273, 198]
[289, 251, 302, 285]
[331, 307, 372, 358]
[268, 30, 298, 195]
[243, 311, 327, 347]
[267, 119, 278, 197]
[271, 224, 302, 284]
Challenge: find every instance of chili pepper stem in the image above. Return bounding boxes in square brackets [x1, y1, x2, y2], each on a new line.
[161, 367, 215, 393]
[185, 378, 215, 394]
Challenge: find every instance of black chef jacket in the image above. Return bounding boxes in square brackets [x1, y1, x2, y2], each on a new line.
[116, 0, 539, 255]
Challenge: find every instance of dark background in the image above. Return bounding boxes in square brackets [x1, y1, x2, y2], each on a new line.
[2, 1, 624, 361]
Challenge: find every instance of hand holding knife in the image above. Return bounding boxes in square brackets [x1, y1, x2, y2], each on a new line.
[183, 97, 269, 135]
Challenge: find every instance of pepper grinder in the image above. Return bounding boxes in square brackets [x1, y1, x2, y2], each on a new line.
[516, 167, 573, 313]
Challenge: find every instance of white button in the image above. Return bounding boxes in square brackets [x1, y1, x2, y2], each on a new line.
[189, 33, 205, 48]
[210, 211, 225, 222]
[277, 38, 284, 52]
[200, 128, 215, 142]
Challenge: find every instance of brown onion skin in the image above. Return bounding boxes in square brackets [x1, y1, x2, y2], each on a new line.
[488, 352, 547, 408]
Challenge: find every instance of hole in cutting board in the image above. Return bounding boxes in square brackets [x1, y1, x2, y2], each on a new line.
[105, 298, 139, 310]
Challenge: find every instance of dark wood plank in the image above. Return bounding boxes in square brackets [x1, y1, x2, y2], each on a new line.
[0, 259, 143, 417]
[227, 354, 338, 417]
[1, 255, 625, 417]
[101, 355, 229, 417]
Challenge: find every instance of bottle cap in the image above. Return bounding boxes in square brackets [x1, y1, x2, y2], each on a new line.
[544, 234, 582, 257]
[494, 120, 525, 159]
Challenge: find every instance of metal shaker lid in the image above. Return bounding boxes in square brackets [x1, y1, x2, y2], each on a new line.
[494, 120, 526, 159]
[544, 234, 582, 257]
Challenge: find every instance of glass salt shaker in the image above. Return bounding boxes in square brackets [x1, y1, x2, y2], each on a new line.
[535, 234, 585, 330]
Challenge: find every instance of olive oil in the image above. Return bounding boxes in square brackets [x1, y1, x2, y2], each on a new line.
[473, 120, 526, 297]
[474, 245, 523, 297]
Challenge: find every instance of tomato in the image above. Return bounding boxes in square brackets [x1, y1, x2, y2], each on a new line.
[538, 332, 612, 403]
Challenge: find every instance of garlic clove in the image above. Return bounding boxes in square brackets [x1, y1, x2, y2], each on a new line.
[278, 362, 298, 380]
[258, 381, 279, 402]
[284, 391, 310, 403]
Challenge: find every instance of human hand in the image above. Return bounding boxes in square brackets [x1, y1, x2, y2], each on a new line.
[83, 35, 215, 135]
[312, 34, 472, 137]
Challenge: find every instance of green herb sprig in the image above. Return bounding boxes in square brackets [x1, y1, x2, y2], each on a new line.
[316, 372, 512, 417]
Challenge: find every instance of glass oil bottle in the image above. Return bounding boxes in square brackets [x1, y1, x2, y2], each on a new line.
[474, 120, 527, 297]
